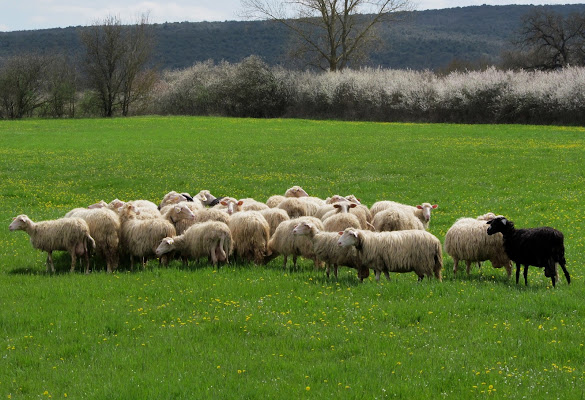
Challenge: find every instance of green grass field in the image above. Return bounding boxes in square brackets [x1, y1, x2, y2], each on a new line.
[1, 117, 584, 399]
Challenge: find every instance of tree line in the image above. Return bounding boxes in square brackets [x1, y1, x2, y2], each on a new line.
[1, 6, 585, 120]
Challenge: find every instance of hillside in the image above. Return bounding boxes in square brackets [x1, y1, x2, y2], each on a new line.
[1, 4, 585, 70]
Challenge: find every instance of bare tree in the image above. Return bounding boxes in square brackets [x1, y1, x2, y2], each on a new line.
[515, 8, 585, 70]
[79, 14, 154, 117]
[241, 0, 412, 71]
[0, 54, 48, 119]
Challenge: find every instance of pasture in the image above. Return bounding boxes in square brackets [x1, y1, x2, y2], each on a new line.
[0, 117, 584, 399]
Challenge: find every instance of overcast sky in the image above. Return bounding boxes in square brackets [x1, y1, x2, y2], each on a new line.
[1, 0, 584, 32]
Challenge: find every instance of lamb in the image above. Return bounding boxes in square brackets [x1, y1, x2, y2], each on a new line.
[118, 204, 176, 269]
[369, 201, 438, 229]
[228, 211, 270, 264]
[155, 221, 233, 267]
[444, 215, 512, 277]
[9, 215, 95, 274]
[371, 208, 425, 232]
[337, 228, 443, 282]
[266, 217, 325, 270]
[292, 220, 363, 280]
[64, 207, 121, 273]
[486, 216, 570, 287]
[260, 208, 290, 237]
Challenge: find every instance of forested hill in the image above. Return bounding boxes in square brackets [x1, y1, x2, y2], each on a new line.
[2, 4, 585, 71]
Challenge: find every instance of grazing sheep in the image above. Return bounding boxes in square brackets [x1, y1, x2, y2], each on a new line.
[174, 208, 231, 236]
[119, 205, 176, 269]
[266, 195, 286, 208]
[9, 215, 95, 274]
[239, 198, 270, 212]
[292, 220, 364, 280]
[155, 221, 233, 267]
[260, 208, 290, 237]
[228, 211, 270, 264]
[159, 191, 189, 210]
[444, 215, 512, 277]
[277, 197, 309, 219]
[65, 207, 121, 273]
[486, 216, 570, 287]
[369, 201, 438, 229]
[266, 217, 325, 270]
[337, 228, 443, 282]
[322, 201, 371, 230]
[323, 212, 362, 232]
[284, 186, 309, 198]
[371, 208, 424, 232]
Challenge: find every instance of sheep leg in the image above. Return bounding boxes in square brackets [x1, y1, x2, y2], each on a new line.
[523, 265, 529, 286]
[465, 260, 472, 274]
[515, 263, 521, 284]
[292, 254, 298, 270]
[559, 259, 571, 285]
[46, 252, 55, 273]
[210, 246, 219, 266]
[325, 264, 330, 278]
[383, 270, 391, 281]
[70, 251, 77, 273]
[452, 258, 459, 275]
[282, 255, 288, 270]
[334, 264, 338, 279]
[375, 270, 381, 282]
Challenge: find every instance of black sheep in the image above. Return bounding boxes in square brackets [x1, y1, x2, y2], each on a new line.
[486, 216, 570, 287]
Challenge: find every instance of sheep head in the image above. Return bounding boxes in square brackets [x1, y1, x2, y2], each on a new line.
[292, 221, 313, 236]
[155, 237, 175, 256]
[285, 186, 309, 198]
[337, 228, 359, 247]
[417, 203, 438, 222]
[9, 215, 31, 231]
[486, 216, 513, 235]
[333, 201, 357, 213]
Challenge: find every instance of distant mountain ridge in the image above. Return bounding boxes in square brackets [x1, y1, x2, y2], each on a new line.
[1, 4, 585, 70]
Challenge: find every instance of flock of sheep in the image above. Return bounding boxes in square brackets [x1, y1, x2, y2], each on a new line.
[9, 186, 571, 287]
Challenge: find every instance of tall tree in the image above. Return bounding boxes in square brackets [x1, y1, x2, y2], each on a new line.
[241, 0, 412, 71]
[514, 8, 585, 70]
[79, 15, 154, 117]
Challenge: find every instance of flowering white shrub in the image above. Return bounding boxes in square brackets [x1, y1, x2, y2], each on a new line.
[149, 60, 585, 125]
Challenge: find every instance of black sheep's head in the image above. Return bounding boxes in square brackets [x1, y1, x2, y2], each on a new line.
[486, 216, 513, 235]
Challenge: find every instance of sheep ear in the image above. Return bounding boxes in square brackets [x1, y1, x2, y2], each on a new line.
[338, 231, 343, 236]
[334, 204, 341, 208]
[349, 203, 357, 208]
[237, 200, 244, 206]
[432, 204, 438, 209]
[501, 218, 507, 225]
[220, 200, 228, 206]
[416, 205, 423, 209]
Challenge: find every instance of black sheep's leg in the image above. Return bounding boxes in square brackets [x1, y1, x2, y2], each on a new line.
[516, 263, 521, 284]
[559, 258, 571, 285]
[523, 265, 529, 286]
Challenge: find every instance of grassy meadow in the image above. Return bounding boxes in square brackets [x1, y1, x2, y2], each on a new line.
[0, 117, 584, 399]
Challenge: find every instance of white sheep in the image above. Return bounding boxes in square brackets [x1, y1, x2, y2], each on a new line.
[266, 195, 286, 208]
[260, 208, 290, 237]
[292, 220, 362, 279]
[322, 201, 371, 230]
[65, 207, 121, 273]
[323, 212, 362, 232]
[266, 217, 325, 270]
[118, 204, 176, 269]
[337, 228, 443, 282]
[155, 221, 233, 267]
[159, 191, 190, 209]
[369, 201, 438, 229]
[445, 215, 512, 277]
[284, 185, 309, 198]
[228, 211, 270, 264]
[238, 198, 270, 212]
[277, 197, 309, 219]
[9, 215, 95, 274]
[371, 207, 424, 232]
